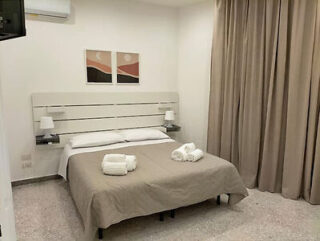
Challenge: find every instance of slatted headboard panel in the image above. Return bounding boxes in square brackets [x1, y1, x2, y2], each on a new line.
[32, 92, 179, 148]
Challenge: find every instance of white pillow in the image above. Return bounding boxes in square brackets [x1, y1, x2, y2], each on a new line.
[119, 128, 169, 142]
[69, 131, 125, 148]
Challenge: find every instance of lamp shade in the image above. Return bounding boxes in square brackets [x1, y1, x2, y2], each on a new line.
[165, 111, 175, 121]
[40, 116, 54, 130]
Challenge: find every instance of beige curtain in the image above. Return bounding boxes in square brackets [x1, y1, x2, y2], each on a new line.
[208, 0, 320, 204]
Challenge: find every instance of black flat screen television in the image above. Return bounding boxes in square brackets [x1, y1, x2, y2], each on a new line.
[0, 0, 26, 41]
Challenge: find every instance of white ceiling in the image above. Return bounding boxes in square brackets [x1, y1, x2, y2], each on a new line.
[133, 0, 207, 8]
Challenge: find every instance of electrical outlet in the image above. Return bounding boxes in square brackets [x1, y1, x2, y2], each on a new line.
[22, 161, 32, 169]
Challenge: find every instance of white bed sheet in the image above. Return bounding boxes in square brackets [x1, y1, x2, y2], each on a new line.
[58, 138, 175, 180]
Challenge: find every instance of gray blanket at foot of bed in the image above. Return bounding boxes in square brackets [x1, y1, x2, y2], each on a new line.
[68, 141, 248, 240]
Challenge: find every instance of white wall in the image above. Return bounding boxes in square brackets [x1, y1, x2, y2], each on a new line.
[0, 0, 178, 181]
[0, 78, 16, 241]
[177, 0, 214, 150]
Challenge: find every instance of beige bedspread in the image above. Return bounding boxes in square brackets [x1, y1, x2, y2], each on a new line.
[68, 141, 248, 240]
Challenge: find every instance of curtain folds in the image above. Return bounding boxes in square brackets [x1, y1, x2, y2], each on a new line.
[207, 0, 320, 204]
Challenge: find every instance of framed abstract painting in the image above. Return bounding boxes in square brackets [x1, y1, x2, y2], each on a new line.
[86, 50, 112, 84]
[117, 52, 139, 84]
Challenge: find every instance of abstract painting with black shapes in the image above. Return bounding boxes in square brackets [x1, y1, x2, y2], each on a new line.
[86, 50, 112, 83]
[117, 52, 139, 84]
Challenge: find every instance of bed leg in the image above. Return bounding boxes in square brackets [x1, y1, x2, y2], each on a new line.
[216, 195, 221, 205]
[159, 212, 164, 222]
[170, 209, 175, 218]
[227, 193, 231, 204]
[98, 228, 103, 240]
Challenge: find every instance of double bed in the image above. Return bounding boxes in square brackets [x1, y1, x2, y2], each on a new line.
[32, 92, 248, 240]
[59, 138, 248, 240]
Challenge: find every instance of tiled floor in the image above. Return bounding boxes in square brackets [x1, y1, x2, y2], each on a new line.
[13, 179, 320, 241]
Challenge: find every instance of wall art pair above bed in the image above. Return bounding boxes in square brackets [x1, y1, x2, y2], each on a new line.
[86, 50, 139, 84]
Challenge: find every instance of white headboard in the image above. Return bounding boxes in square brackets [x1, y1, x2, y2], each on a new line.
[32, 92, 179, 148]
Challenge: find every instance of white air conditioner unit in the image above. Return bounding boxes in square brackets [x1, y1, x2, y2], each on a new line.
[25, 0, 71, 18]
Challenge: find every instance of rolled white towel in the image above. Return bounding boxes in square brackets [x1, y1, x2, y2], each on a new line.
[103, 154, 126, 163]
[171, 146, 188, 161]
[102, 162, 127, 176]
[182, 143, 196, 153]
[101, 154, 126, 169]
[125, 155, 137, 172]
[186, 149, 204, 162]
[171, 143, 196, 161]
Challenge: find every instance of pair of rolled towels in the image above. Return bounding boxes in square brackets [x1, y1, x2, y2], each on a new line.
[171, 143, 204, 162]
[101, 154, 137, 176]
